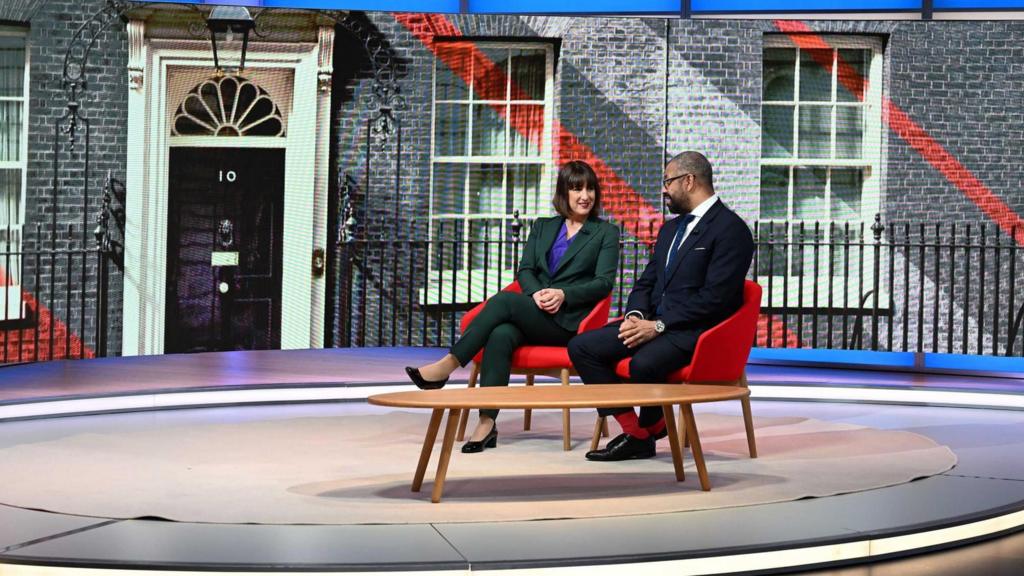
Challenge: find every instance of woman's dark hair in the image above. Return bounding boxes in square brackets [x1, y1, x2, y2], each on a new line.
[553, 160, 601, 219]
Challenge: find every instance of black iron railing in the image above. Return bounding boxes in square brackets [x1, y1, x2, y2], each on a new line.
[337, 214, 1024, 358]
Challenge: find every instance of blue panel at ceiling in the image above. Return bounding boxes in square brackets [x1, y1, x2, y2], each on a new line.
[692, 0, 920, 12]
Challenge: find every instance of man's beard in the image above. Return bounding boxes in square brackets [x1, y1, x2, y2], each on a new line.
[664, 194, 685, 214]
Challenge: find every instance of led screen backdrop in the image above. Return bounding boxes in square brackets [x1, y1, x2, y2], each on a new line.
[0, 1, 1022, 366]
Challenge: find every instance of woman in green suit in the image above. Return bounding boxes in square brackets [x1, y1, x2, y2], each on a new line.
[406, 160, 620, 453]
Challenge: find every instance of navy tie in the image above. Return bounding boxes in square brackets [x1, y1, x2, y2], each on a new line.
[664, 213, 695, 271]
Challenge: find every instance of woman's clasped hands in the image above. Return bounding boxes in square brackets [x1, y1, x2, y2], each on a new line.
[532, 288, 566, 314]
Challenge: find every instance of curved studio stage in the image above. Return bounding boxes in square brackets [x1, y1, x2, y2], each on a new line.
[1, 348, 1023, 575]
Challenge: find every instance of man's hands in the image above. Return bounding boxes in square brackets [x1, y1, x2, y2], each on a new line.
[532, 288, 566, 314]
[618, 316, 659, 348]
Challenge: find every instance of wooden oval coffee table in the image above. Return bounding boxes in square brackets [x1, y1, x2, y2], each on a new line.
[368, 384, 750, 502]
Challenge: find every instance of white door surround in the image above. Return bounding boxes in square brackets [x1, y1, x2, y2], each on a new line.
[123, 33, 333, 356]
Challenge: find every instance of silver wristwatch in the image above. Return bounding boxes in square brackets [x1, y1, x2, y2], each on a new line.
[654, 319, 665, 334]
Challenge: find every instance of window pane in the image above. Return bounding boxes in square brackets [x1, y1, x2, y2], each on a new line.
[831, 168, 863, 221]
[0, 37, 25, 98]
[0, 168, 20, 226]
[471, 104, 506, 156]
[762, 105, 794, 158]
[431, 219, 464, 271]
[509, 104, 543, 156]
[508, 164, 544, 215]
[763, 48, 795, 101]
[798, 105, 831, 159]
[830, 224, 862, 275]
[431, 163, 467, 215]
[0, 102, 21, 162]
[469, 218, 503, 270]
[435, 44, 470, 101]
[835, 106, 864, 160]
[759, 166, 789, 220]
[793, 167, 827, 220]
[434, 103, 468, 156]
[468, 164, 504, 215]
[0, 169, 19, 286]
[474, 47, 509, 101]
[799, 49, 833, 103]
[837, 49, 868, 103]
[511, 48, 546, 101]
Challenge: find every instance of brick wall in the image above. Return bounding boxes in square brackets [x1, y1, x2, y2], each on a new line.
[13, 0, 127, 360]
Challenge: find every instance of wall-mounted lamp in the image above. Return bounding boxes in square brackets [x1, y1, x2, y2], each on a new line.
[206, 5, 255, 74]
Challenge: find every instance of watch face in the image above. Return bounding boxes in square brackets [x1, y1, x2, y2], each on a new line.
[655, 320, 665, 333]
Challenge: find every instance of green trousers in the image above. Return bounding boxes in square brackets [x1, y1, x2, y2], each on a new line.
[451, 291, 575, 420]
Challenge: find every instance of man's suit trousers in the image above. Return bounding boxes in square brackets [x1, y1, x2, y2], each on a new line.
[568, 323, 693, 426]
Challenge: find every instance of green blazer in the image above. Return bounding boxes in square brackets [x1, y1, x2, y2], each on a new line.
[517, 215, 620, 333]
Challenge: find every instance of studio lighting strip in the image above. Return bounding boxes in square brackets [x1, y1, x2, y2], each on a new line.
[2, 381, 1024, 422]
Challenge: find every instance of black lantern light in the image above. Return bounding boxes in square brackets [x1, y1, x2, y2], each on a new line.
[206, 5, 255, 74]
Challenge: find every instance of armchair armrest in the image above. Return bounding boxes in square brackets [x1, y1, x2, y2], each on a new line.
[577, 293, 613, 334]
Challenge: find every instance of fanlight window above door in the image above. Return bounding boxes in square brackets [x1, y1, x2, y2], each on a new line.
[172, 76, 285, 137]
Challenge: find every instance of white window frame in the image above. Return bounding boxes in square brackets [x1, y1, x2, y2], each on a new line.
[760, 35, 884, 310]
[0, 28, 28, 321]
[424, 40, 555, 305]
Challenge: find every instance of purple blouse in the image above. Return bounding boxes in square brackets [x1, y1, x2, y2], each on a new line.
[547, 220, 575, 273]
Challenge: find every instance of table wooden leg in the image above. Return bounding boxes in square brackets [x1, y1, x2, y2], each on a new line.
[431, 408, 462, 503]
[682, 404, 710, 491]
[678, 404, 688, 449]
[663, 404, 685, 482]
[412, 409, 444, 493]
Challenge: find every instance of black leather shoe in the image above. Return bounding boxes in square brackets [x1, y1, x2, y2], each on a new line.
[585, 434, 656, 461]
[405, 366, 448, 390]
[461, 426, 498, 453]
[602, 432, 631, 452]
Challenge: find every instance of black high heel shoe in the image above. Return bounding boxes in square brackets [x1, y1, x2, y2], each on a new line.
[405, 366, 448, 390]
[461, 425, 498, 453]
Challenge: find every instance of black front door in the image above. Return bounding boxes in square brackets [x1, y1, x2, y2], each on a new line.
[165, 147, 284, 353]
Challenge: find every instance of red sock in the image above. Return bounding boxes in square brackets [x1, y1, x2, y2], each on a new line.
[613, 411, 650, 439]
[646, 418, 666, 436]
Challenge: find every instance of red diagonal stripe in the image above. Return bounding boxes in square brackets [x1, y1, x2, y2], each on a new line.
[392, 12, 661, 244]
[776, 20, 1024, 246]
[0, 265, 93, 362]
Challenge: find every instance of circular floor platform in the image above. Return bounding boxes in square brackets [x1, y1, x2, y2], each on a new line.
[0, 349, 1022, 575]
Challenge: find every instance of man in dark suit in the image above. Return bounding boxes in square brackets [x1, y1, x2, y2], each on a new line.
[568, 151, 754, 461]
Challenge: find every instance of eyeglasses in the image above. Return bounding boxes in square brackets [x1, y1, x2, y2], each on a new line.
[662, 173, 692, 188]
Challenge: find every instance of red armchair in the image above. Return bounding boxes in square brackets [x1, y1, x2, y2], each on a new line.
[456, 281, 613, 450]
[591, 280, 762, 456]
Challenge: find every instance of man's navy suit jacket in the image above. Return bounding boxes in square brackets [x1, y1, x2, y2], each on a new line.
[625, 198, 754, 352]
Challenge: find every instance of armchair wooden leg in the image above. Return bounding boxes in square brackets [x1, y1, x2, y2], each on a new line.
[561, 369, 571, 451]
[739, 372, 757, 458]
[590, 416, 605, 452]
[741, 396, 757, 458]
[456, 364, 479, 442]
[523, 374, 534, 431]
[601, 418, 610, 438]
